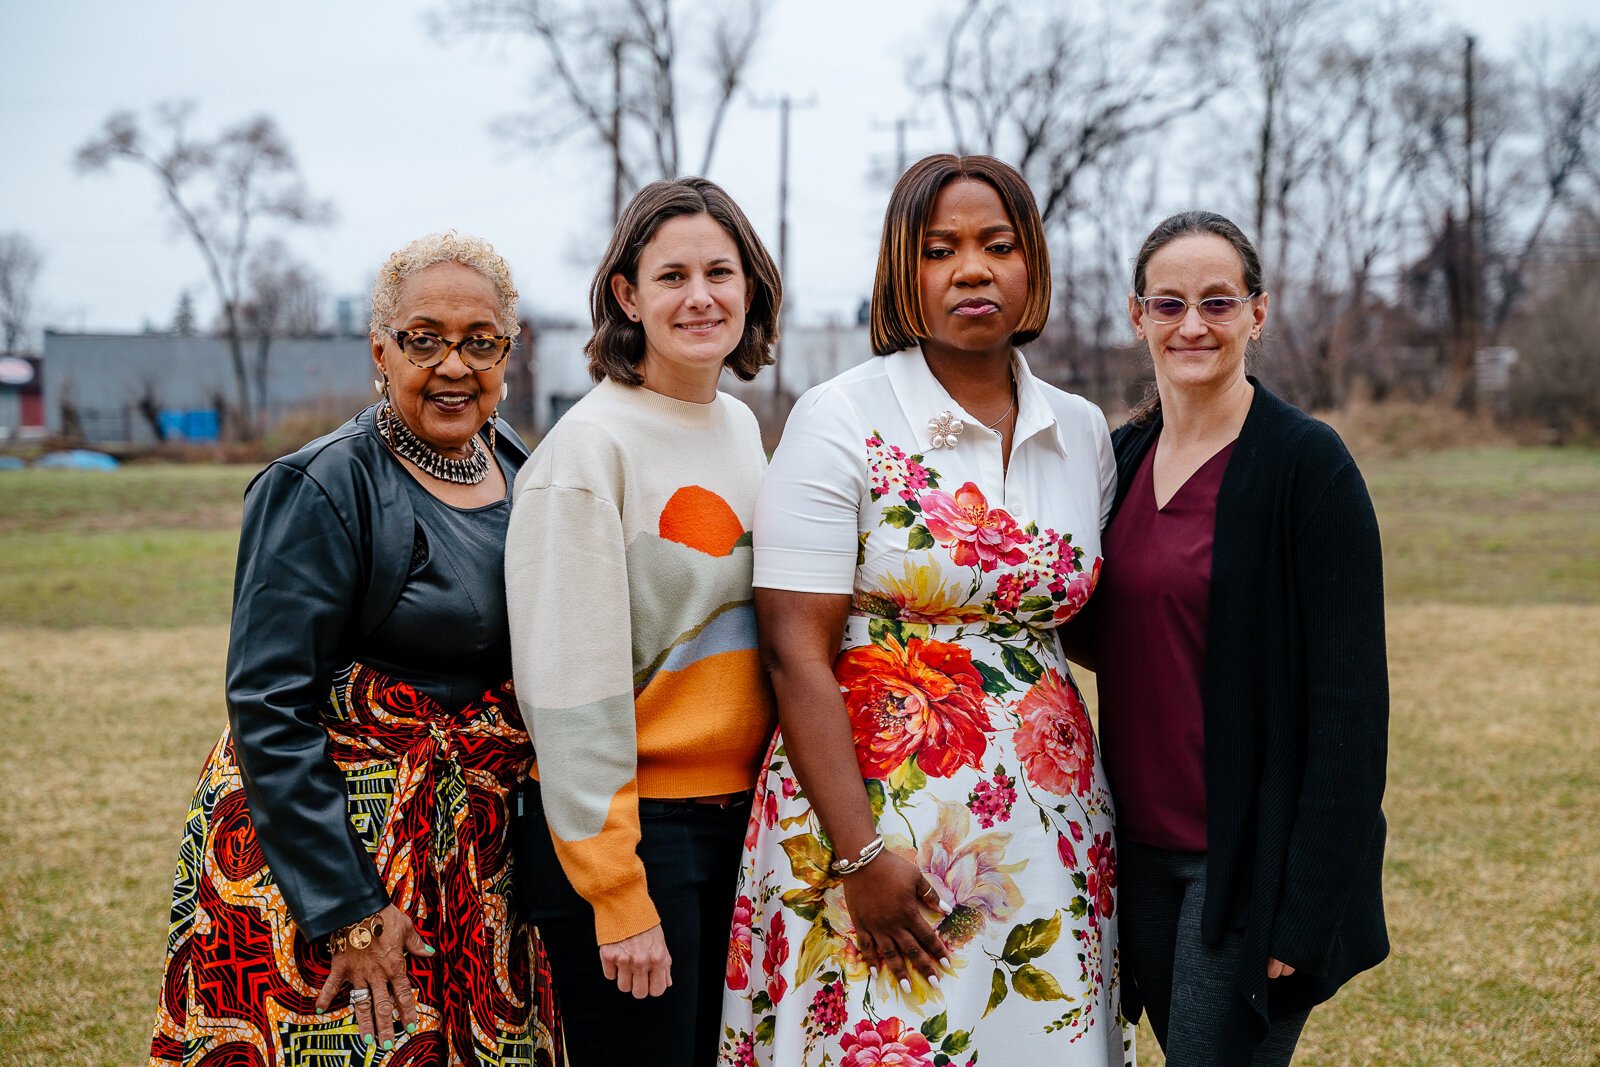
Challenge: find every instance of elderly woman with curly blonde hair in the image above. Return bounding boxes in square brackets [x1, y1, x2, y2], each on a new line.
[150, 233, 562, 1067]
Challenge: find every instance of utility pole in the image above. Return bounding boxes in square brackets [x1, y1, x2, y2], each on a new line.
[1459, 33, 1480, 411]
[872, 114, 927, 180]
[611, 38, 625, 226]
[754, 94, 816, 408]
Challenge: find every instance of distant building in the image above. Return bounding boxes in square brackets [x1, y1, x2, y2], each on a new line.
[40, 321, 876, 445]
[0, 353, 45, 440]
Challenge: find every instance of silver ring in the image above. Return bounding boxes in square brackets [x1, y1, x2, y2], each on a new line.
[349, 988, 371, 1003]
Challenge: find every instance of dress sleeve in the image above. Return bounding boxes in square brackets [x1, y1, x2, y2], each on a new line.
[225, 463, 389, 941]
[753, 387, 866, 594]
[1269, 457, 1389, 973]
[506, 478, 655, 945]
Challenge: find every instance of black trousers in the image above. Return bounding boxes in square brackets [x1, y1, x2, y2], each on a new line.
[1120, 842, 1311, 1067]
[515, 780, 748, 1067]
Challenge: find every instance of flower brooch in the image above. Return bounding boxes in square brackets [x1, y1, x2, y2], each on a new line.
[928, 410, 966, 449]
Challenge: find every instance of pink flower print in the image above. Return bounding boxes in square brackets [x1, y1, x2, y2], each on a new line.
[781, 776, 799, 799]
[991, 572, 1025, 615]
[1069, 818, 1085, 841]
[1087, 832, 1118, 918]
[1013, 669, 1097, 797]
[726, 895, 754, 990]
[1057, 832, 1078, 869]
[762, 788, 780, 828]
[918, 482, 1029, 572]
[762, 910, 790, 1005]
[839, 1018, 935, 1067]
[1054, 557, 1102, 623]
[967, 767, 1018, 829]
[728, 1034, 757, 1067]
[809, 978, 848, 1037]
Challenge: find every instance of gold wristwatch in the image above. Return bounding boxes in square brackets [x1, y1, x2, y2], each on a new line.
[328, 914, 384, 954]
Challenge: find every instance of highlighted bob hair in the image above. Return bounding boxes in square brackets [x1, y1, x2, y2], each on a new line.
[586, 176, 782, 385]
[870, 154, 1051, 356]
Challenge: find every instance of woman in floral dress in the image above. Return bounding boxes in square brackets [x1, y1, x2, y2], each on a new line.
[720, 155, 1133, 1066]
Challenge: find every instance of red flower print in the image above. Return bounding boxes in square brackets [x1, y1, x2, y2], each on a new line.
[1087, 832, 1117, 918]
[1013, 669, 1097, 797]
[839, 1017, 935, 1067]
[727, 895, 754, 991]
[1056, 832, 1078, 870]
[808, 979, 848, 1037]
[762, 910, 790, 1005]
[835, 636, 993, 780]
[918, 482, 1030, 572]
[762, 788, 780, 828]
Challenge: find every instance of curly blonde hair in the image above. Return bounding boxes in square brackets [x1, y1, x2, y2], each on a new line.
[369, 231, 521, 337]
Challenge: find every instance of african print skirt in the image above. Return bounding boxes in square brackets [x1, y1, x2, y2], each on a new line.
[149, 663, 562, 1067]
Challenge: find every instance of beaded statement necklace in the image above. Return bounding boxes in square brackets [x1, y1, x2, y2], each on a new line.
[378, 401, 494, 485]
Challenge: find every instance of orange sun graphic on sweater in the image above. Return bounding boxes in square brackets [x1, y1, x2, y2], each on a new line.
[658, 485, 748, 556]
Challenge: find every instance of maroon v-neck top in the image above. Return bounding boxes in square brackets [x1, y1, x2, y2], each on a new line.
[1094, 439, 1235, 853]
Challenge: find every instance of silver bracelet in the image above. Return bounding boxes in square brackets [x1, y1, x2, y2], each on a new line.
[830, 834, 886, 876]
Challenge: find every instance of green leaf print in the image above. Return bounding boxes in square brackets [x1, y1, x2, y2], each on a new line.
[1068, 894, 1090, 920]
[857, 530, 870, 568]
[888, 757, 927, 803]
[983, 965, 1009, 1017]
[1001, 911, 1063, 965]
[920, 1012, 949, 1042]
[754, 1015, 776, 1043]
[865, 778, 888, 820]
[1018, 595, 1053, 613]
[782, 886, 826, 921]
[1001, 644, 1044, 684]
[1012, 964, 1069, 1002]
[975, 661, 1016, 697]
[869, 617, 906, 647]
[942, 1030, 973, 1055]
[907, 525, 936, 551]
[881, 505, 916, 528]
[752, 991, 773, 1014]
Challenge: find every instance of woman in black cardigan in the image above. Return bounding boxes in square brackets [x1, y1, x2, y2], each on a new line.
[1087, 211, 1388, 1065]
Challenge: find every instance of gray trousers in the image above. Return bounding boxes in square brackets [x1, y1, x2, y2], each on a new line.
[1120, 842, 1310, 1067]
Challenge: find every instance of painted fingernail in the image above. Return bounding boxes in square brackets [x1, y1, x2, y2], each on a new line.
[900, 978, 912, 993]
[383, 1039, 395, 1050]
[364, 1034, 376, 1046]
[939, 898, 953, 914]
[406, 1022, 417, 1034]
[423, 944, 437, 955]
[940, 956, 953, 971]
[928, 973, 941, 987]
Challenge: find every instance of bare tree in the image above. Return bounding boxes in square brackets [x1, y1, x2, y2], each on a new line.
[0, 231, 44, 353]
[75, 102, 333, 439]
[925, 0, 1226, 231]
[442, 0, 767, 218]
[239, 241, 328, 423]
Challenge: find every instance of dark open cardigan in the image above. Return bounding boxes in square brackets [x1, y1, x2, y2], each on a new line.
[1105, 380, 1390, 1026]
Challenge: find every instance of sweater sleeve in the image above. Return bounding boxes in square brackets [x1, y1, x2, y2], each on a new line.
[1270, 458, 1390, 973]
[226, 463, 389, 940]
[505, 480, 657, 945]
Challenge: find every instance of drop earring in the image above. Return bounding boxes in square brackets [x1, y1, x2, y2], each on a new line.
[501, 382, 509, 401]
[373, 377, 389, 398]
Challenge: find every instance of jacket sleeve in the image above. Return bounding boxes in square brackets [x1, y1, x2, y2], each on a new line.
[1270, 457, 1389, 973]
[225, 462, 390, 940]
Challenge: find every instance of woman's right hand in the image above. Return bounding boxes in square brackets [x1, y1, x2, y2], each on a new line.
[315, 904, 433, 1049]
[841, 851, 951, 989]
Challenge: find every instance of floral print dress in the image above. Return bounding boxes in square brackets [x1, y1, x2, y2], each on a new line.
[721, 350, 1133, 1067]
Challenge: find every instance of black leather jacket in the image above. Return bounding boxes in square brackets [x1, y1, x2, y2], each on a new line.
[225, 405, 529, 940]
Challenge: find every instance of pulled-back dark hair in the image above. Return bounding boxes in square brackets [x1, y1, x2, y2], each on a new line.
[1129, 210, 1265, 424]
[586, 176, 782, 385]
[870, 154, 1052, 356]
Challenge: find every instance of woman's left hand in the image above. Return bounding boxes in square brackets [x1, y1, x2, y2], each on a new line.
[315, 904, 433, 1048]
[1267, 957, 1296, 979]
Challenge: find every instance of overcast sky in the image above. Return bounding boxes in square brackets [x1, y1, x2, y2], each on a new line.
[2, 0, 1593, 340]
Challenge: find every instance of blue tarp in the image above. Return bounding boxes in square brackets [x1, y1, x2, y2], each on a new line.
[34, 449, 120, 470]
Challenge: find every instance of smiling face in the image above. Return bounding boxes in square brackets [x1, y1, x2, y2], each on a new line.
[610, 212, 751, 401]
[370, 261, 508, 457]
[916, 179, 1030, 365]
[1129, 232, 1267, 399]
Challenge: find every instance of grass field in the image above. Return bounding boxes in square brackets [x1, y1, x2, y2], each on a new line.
[1, 448, 1597, 1065]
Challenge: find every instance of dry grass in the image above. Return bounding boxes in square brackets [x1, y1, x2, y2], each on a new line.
[2, 453, 1598, 1065]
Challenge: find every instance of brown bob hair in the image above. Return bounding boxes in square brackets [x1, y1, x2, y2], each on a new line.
[869, 154, 1052, 356]
[585, 176, 782, 385]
